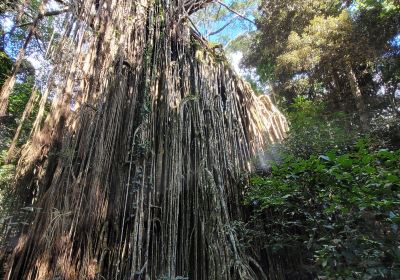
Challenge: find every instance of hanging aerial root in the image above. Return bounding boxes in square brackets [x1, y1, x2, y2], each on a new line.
[4, 0, 287, 279]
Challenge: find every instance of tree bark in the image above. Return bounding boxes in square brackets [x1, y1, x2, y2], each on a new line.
[4, 0, 288, 279]
[345, 60, 369, 130]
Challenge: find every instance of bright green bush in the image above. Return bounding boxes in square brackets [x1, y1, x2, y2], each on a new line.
[245, 140, 400, 279]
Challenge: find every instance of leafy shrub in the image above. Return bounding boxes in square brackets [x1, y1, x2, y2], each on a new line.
[369, 115, 400, 150]
[245, 140, 400, 279]
[280, 97, 357, 158]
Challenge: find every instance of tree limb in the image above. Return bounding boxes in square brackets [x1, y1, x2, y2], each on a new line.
[53, 0, 67, 5]
[34, 31, 46, 54]
[11, 7, 70, 30]
[207, 14, 239, 37]
[214, 0, 255, 25]
[43, 6, 70, 17]
[188, 16, 204, 40]
[185, 0, 213, 15]
[15, 21, 34, 29]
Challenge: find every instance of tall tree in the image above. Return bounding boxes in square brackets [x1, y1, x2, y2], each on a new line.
[0, 0, 70, 116]
[0, 0, 47, 116]
[3, 0, 287, 279]
[244, 0, 400, 128]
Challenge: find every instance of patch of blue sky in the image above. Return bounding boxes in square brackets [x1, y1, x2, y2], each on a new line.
[190, 0, 267, 88]
[191, 0, 258, 78]
[0, 1, 62, 89]
[1, 15, 22, 59]
[2, 16, 13, 32]
[192, 0, 257, 46]
[207, 14, 256, 45]
[390, 33, 400, 48]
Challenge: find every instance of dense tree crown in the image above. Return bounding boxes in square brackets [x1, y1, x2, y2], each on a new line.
[244, 0, 399, 124]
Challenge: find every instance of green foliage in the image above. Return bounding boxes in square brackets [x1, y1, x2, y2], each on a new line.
[0, 51, 12, 87]
[355, 0, 400, 16]
[0, 163, 16, 222]
[2, 0, 64, 61]
[4, 59, 41, 148]
[281, 97, 356, 158]
[0, 57, 39, 243]
[244, 75, 263, 95]
[0, 159, 21, 244]
[8, 78, 35, 118]
[276, 10, 353, 76]
[4, 73, 39, 149]
[245, 141, 400, 279]
[243, 0, 400, 118]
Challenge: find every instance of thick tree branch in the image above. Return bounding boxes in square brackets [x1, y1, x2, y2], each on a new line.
[185, 0, 213, 15]
[188, 17, 205, 41]
[34, 31, 46, 54]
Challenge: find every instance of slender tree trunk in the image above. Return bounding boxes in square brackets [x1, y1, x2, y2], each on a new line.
[387, 85, 400, 116]
[345, 61, 369, 130]
[0, 0, 47, 116]
[330, 69, 343, 110]
[0, 0, 29, 51]
[5, 87, 38, 163]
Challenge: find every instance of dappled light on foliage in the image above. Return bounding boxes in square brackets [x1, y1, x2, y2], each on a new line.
[0, 0, 287, 279]
[244, 0, 399, 128]
[245, 140, 400, 279]
[0, 0, 399, 279]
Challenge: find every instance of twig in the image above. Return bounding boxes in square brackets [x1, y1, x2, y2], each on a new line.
[215, 0, 255, 25]
[207, 14, 239, 37]
[188, 16, 204, 41]
[13, 7, 70, 29]
[43, 6, 70, 17]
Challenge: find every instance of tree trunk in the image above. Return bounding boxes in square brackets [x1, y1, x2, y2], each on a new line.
[330, 69, 343, 110]
[5, 87, 38, 163]
[0, 0, 47, 116]
[4, 0, 287, 279]
[345, 61, 369, 130]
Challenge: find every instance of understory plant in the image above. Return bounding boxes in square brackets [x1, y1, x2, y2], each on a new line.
[245, 140, 400, 279]
[280, 96, 357, 158]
